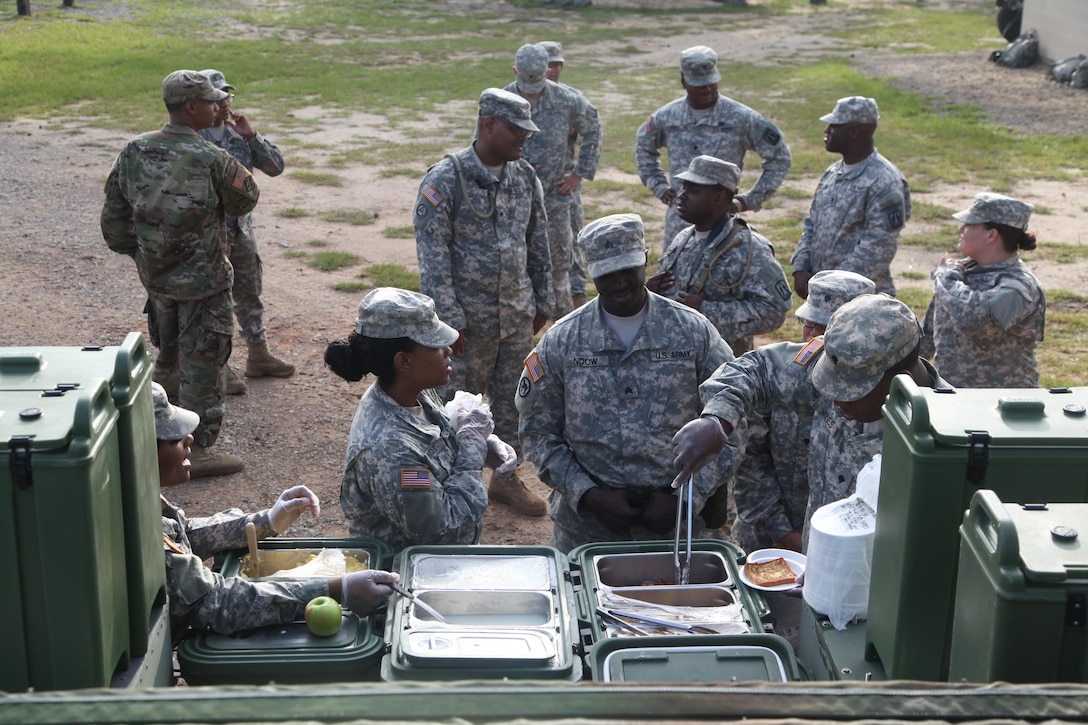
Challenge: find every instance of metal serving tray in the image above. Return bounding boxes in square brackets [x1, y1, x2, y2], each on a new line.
[236, 548, 371, 579]
[401, 629, 557, 666]
[608, 584, 737, 608]
[408, 554, 554, 591]
[406, 590, 555, 628]
[593, 551, 731, 588]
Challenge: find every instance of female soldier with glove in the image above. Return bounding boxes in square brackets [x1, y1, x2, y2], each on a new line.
[326, 287, 516, 551]
[155, 383, 396, 643]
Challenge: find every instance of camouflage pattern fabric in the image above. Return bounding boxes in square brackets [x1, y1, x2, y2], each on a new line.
[505, 79, 601, 315]
[923, 257, 1045, 388]
[791, 150, 910, 296]
[340, 386, 488, 551]
[198, 124, 285, 343]
[414, 144, 555, 446]
[658, 216, 792, 352]
[635, 95, 791, 248]
[516, 293, 736, 551]
[700, 340, 823, 552]
[414, 145, 555, 335]
[147, 290, 233, 447]
[162, 496, 325, 641]
[101, 122, 259, 300]
[569, 190, 588, 295]
[803, 358, 946, 548]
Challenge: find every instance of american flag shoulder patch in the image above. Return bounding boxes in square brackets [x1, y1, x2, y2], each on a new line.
[400, 468, 433, 490]
[231, 166, 249, 191]
[422, 185, 444, 207]
[524, 351, 545, 383]
[793, 337, 824, 366]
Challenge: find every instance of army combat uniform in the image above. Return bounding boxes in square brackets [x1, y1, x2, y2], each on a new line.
[339, 386, 489, 552]
[101, 122, 259, 448]
[791, 150, 910, 296]
[923, 257, 1045, 389]
[198, 121, 284, 345]
[658, 215, 792, 354]
[162, 496, 323, 641]
[700, 340, 822, 552]
[505, 78, 601, 317]
[414, 145, 555, 452]
[516, 293, 736, 552]
[635, 95, 791, 249]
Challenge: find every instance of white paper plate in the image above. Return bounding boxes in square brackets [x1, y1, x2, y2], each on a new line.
[738, 548, 806, 592]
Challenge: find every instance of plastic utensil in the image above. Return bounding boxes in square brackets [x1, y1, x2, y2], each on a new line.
[387, 581, 448, 623]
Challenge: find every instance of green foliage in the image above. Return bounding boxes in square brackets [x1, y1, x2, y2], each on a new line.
[307, 251, 360, 271]
[277, 207, 309, 219]
[306, 239, 328, 247]
[319, 209, 374, 225]
[283, 250, 309, 259]
[290, 171, 343, 187]
[359, 264, 420, 291]
[383, 226, 416, 239]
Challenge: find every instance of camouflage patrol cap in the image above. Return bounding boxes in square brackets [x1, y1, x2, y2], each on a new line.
[820, 96, 880, 125]
[679, 46, 721, 87]
[674, 155, 740, 193]
[539, 41, 565, 64]
[478, 88, 540, 133]
[151, 382, 199, 441]
[952, 192, 1033, 231]
[162, 70, 229, 105]
[198, 69, 235, 93]
[796, 270, 876, 327]
[355, 288, 460, 348]
[811, 294, 922, 402]
[514, 44, 549, 95]
[580, 213, 647, 279]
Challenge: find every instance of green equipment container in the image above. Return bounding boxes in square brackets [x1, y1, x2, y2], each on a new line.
[797, 603, 886, 682]
[381, 545, 583, 682]
[568, 539, 769, 649]
[949, 490, 1088, 683]
[0, 381, 129, 691]
[587, 633, 801, 683]
[0, 334, 164, 659]
[866, 378, 1088, 681]
[178, 538, 392, 685]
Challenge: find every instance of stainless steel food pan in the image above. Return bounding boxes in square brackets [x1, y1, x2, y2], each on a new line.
[408, 554, 554, 591]
[593, 551, 730, 588]
[608, 585, 736, 608]
[409, 589, 555, 627]
[238, 549, 371, 579]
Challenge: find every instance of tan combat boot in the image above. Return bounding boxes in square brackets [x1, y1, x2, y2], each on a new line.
[223, 366, 248, 395]
[244, 340, 296, 378]
[488, 470, 547, 517]
[188, 446, 245, 478]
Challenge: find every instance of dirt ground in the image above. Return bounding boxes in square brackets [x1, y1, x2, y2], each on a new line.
[2, 0, 1086, 550]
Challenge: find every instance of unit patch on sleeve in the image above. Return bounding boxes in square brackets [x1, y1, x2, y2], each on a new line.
[793, 337, 825, 366]
[400, 468, 433, 490]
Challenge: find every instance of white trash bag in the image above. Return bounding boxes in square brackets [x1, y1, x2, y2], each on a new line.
[803, 454, 881, 630]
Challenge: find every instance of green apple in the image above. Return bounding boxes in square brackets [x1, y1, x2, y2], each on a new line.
[304, 596, 342, 637]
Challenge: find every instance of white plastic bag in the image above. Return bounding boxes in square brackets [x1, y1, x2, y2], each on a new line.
[803, 455, 881, 630]
[265, 548, 347, 578]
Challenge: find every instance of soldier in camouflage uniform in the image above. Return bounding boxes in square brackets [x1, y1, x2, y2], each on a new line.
[101, 70, 260, 478]
[791, 97, 911, 298]
[328, 289, 515, 551]
[673, 294, 944, 551]
[505, 44, 602, 318]
[648, 155, 792, 355]
[153, 384, 394, 642]
[722, 270, 874, 554]
[414, 90, 555, 517]
[921, 193, 1045, 388]
[540, 41, 592, 308]
[516, 213, 738, 552]
[198, 70, 295, 393]
[636, 46, 791, 250]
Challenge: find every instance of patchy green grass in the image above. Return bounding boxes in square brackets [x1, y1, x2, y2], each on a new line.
[277, 207, 309, 219]
[289, 171, 343, 187]
[307, 251, 360, 271]
[359, 263, 420, 291]
[383, 226, 416, 239]
[319, 209, 375, 226]
[306, 239, 328, 247]
[283, 250, 309, 259]
[900, 270, 927, 281]
[331, 280, 370, 293]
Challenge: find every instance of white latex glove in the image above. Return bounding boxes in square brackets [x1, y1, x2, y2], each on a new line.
[341, 570, 399, 617]
[269, 485, 321, 534]
[484, 434, 518, 476]
[444, 391, 493, 444]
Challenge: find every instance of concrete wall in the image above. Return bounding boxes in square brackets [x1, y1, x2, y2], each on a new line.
[1022, 0, 1088, 63]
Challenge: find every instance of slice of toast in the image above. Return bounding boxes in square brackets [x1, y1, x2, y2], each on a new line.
[744, 557, 797, 588]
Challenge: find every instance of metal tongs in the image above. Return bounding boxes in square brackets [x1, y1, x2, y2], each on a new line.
[673, 474, 693, 585]
[386, 581, 448, 623]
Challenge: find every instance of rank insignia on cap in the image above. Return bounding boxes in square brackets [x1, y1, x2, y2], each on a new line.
[422, 185, 444, 207]
[793, 337, 824, 366]
[231, 166, 250, 191]
[400, 468, 433, 490]
[523, 351, 545, 383]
